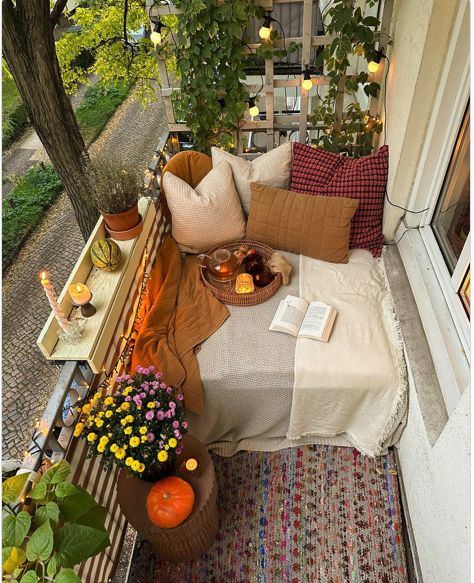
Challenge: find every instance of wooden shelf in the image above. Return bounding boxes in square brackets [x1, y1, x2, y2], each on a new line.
[37, 198, 157, 373]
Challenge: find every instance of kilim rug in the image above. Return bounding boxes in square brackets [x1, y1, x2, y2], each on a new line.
[128, 445, 408, 583]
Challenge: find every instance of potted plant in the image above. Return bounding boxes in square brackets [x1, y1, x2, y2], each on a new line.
[86, 156, 145, 241]
[2, 459, 110, 582]
[75, 366, 188, 482]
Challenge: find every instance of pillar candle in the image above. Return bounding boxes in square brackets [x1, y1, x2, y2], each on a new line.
[40, 271, 70, 332]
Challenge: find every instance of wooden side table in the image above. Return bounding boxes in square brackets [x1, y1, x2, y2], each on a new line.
[116, 435, 218, 563]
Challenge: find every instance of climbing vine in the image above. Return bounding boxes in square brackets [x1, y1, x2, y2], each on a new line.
[171, 0, 260, 153]
[310, 0, 383, 156]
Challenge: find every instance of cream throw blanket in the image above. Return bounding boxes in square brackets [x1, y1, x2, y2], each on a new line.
[287, 249, 407, 457]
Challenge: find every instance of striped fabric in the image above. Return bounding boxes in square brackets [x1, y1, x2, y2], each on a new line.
[291, 144, 389, 257]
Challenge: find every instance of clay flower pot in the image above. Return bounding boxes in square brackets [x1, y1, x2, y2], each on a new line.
[101, 204, 143, 241]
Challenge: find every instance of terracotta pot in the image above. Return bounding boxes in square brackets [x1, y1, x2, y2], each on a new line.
[101, 204, 139, 233]
[106, 214, 143, 241]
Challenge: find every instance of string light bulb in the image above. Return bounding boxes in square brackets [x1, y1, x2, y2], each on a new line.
[259, 12, 273, 40]
[248, 97, 259, 117]
[301, 66, 312, 91]
[150, 20, 163, 45]
[367, 50, 384, 73]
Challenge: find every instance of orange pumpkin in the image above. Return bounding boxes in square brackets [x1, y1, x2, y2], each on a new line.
[146, 476, 195, 529]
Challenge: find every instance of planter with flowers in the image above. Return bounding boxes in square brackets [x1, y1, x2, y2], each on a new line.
[75, 366, 188, 482]
[75, 366, 219, 562]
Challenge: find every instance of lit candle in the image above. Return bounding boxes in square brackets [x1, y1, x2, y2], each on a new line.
[68, 283, 92, 306]
[185, 458, 198, 471]
[39, 271, 70, 332]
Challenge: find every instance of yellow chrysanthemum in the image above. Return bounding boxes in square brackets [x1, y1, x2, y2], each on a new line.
[73, 423, 84, 437]
[100, 435, 109, 444]
[87, 433, 97, 442]
[141, 436, 147, 443]
[168, 438, 177, 448]
[82, 404, 91, 414]
[97, 443, 106, 453]
[95, 419, 104, 428]
[124, 427, 132, 435]
[115, 448, 126, 460]
[94, 392, 102, 399]
[139, 427, 147, 435]
[90, 399, 98, 409]
[104, 397, 114, 406]
[132, 460, 140, 471]
[129, 436, 140, 448]
[123, 386, 133, 395]
[121, 402, 130, 411]
[164, 445, 169, 451]
[120, 419, 128, 426]
[125, 457, 134, 467]
[147, 402, 155, 409]
[157, 450, 168, 462]
[105, 410, 113, 418]
[126, 415, 134, 423]
[110, 444, 119, 452]
[137, 463, 145, 473]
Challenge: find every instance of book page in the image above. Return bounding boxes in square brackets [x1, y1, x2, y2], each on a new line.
[298, 302, 331, 339]
[269, 295, 308, 337]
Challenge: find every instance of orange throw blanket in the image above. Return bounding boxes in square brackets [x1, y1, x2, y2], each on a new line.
[131, 236, 229, 413]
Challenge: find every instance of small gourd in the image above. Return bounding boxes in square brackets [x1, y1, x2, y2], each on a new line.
[90, 239, 121, 272]
[146, 476, 195, 529]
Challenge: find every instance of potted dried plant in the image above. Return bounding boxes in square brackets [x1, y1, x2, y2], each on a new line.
[86, 156, 145, 240]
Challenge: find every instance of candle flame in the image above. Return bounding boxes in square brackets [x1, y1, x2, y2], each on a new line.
[40, 270, 48, 281]
[76, 284, 83, 292]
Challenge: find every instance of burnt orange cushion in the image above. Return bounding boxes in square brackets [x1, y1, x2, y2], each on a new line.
[246, 182, 359, 264]
[160, 151, 213, 222]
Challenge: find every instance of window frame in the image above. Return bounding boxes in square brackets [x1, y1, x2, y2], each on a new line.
[395, 0, 470, 414]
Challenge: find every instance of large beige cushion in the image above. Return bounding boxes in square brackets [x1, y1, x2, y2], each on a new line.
[211, 142, 292, 214]
[162, 161, 246, 254]
[246, 182, 359, 263]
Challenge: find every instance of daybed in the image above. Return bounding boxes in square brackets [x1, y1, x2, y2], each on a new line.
[135, 143, 408, 458]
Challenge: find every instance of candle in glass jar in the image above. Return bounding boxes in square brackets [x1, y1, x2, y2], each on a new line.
[39, 271, 70, 332]
[68, 283, 92, 306]
[185, 458, 198, 471]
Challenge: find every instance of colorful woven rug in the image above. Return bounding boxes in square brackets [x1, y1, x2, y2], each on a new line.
[129, 445, 408, 583]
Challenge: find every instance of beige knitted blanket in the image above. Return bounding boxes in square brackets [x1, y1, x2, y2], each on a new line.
[287, 249, 407, 456]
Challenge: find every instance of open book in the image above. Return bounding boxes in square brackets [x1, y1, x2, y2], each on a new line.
[269, 295, 337, 342]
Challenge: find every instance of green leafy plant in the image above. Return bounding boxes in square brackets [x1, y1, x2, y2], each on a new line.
[2, 460, 110, 582]
[171, 0, 260, 153]
[311, 0, 383, 156]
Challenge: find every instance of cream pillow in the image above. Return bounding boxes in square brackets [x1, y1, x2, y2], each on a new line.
[162, 160, 246, 254]
[211, 142, 292, 214]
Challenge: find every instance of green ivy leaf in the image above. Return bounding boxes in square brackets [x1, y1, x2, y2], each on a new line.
[35, 502, 60, 526]
[26, 521, 54, 562]
[49, 460, 72, 485]
[54, 482, 79, 498]
[58, 488, 99, 523]
[2, 473, 30, 504]
[29, 481, 47, 501]
[54, 569, 81, 583]
[55, 524, 110, 568]
[19, 571, 38, 583]
[2, 511, 31, 547]
[47, 554, 59, 578]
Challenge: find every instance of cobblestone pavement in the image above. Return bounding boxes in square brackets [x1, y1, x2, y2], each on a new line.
[2, 86, 167, 461]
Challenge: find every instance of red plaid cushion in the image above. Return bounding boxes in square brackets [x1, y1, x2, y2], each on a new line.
[291, 144, 388, 257]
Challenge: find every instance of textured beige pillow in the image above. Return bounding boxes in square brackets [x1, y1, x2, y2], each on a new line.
[247, 182, 359, 263]
[162, 161, 246, 254]
[211, 142, 292, 214]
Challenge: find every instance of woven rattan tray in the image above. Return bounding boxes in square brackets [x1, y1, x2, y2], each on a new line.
[200, 240, 282, 307]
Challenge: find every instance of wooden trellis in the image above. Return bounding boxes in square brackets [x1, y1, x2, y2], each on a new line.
[148, 0, 393, 151]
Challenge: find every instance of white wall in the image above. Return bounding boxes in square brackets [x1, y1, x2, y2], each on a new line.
[381, 0, 459, 239]
[397, 369, 470, 582]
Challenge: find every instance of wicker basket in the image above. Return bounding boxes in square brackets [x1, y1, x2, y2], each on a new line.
[201, 240, 282, 307]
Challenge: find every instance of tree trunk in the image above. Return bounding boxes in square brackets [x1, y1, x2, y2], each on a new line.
[2, 0, 99, 239]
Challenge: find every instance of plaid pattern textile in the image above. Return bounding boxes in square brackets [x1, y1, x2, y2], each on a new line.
[291, 144, 389, 257]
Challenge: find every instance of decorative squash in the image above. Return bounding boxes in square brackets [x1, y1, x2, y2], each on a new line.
[146, 476, 195, 529]
[90, 239, 121, 272]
